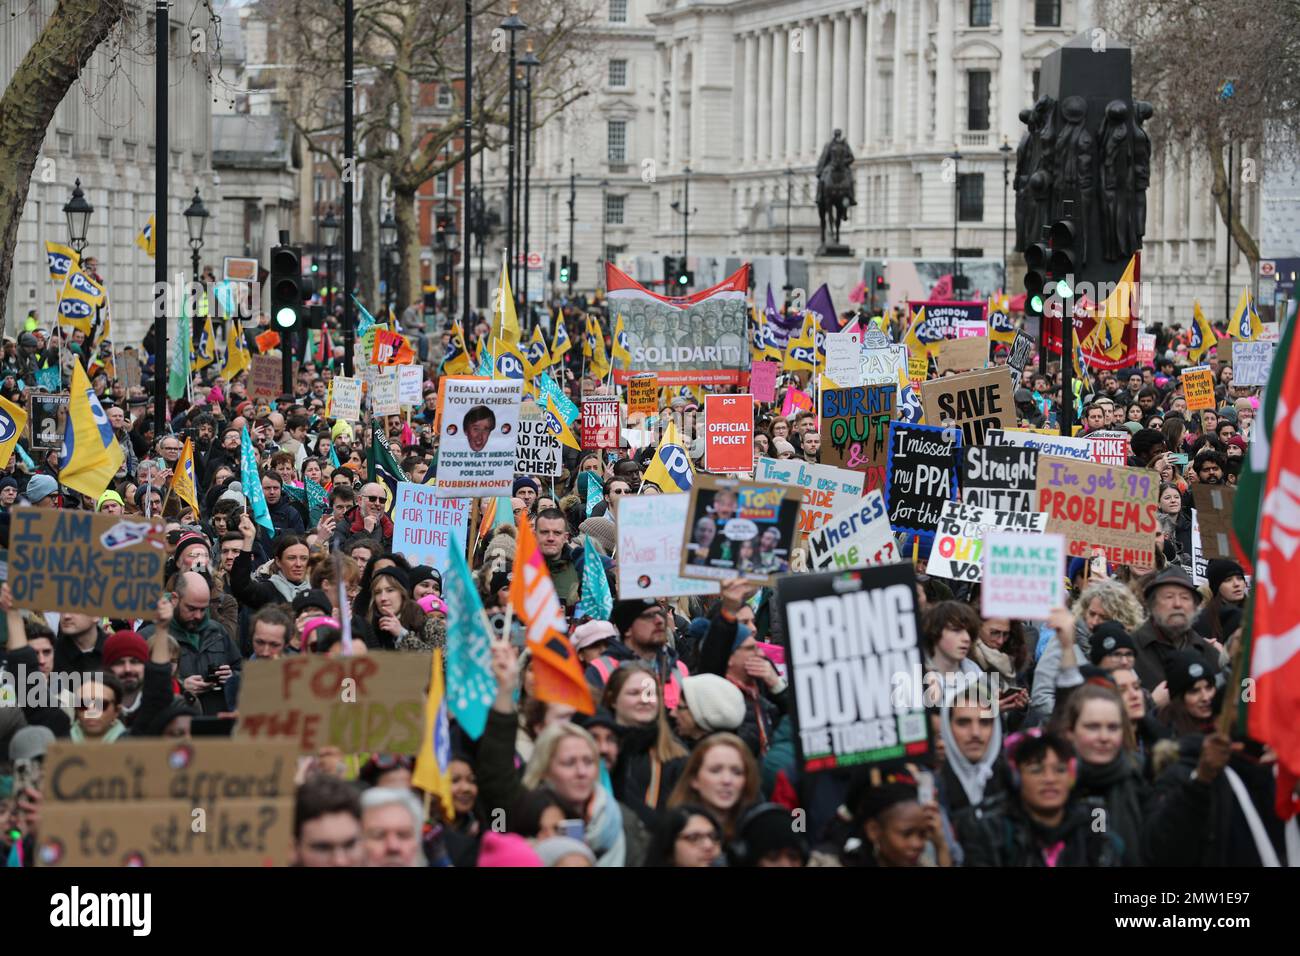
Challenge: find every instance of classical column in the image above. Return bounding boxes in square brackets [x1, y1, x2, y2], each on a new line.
[800, 20, 817, 160]
[771, 27, 787, 162]
[817, 15, 832, 146]
[915, 0, 930, 145]
[848, 11, 865, 147]
[831, 14, 848, 135]
[891, 1, 906, 147]
[668, 40, 681, 170]
[756, 30, 772, 165]
[785, 25, 801, 162]
[743, 33, 758, 164]
[1001, 0, 1023, 142]
[863, 3, 877, 149]
[935, 0, 955, 147]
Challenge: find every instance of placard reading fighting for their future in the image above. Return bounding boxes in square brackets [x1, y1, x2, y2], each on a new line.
[777, 562, 931, 773]
[925, 500, 1050, 583]
[886, 421, 961, 537]
[679, 475, 803, 585]
[960, 445, 1038, 512]
[1035, 456, 1159, 566]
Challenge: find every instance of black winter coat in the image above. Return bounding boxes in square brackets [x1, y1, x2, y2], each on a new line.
[610, 723, 686, 828]
[955, 796, 1123, 867]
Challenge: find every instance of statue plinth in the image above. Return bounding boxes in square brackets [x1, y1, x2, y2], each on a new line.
[816, 243, 852, 258]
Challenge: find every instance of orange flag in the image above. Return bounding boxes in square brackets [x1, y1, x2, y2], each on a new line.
[255, 329, 280, 353]
[372, 328, 416, 366]
[510, 513, 595, 714]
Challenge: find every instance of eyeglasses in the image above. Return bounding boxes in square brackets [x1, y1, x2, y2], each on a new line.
[364, 494, 385, 503]
[984, 628, 1011, 640]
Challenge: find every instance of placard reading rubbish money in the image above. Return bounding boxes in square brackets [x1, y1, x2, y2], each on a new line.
[926, 500, 1050, 582]
[436, 377, 524, 498]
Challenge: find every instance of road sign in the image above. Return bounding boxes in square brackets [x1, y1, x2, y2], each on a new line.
[1260, 260, 1277, 277]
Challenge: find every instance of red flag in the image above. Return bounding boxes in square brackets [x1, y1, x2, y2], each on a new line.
[255, 329, 280, 353]
[372, 328, 415, 366]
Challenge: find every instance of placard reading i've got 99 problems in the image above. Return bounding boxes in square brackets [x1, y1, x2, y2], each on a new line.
[1034, 457, 1158, 567]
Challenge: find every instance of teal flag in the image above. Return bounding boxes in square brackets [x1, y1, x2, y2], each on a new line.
[35, 364, 60, 392]
[168, 310, 191, 401]
[538, 371, 579, 425]
[352, 295, 377, 340]
[576, 535, 613, 621]
[585, 475, 601, 517]
[305, 477, 328, 526]
[240, 425, 274, 532]
[329, 443, 341, 470]
[443, 532, 497, 739]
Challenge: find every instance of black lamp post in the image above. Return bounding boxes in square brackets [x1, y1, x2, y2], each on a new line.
[183, 187, 209, 283]
[443, 200, 459, 318]
[520, 40, 540, 318]
[599, 178, 609, 292]
[500, 2, 524, 304]
[783, 167, 794, 306]
[949, 147, 961, 289]
[669, 166, 696, 292]
[999, 137, 1013, 295]
[321, 206, 339, 317]
[380, 209, 398, 317]
[64, 178, 93, 256]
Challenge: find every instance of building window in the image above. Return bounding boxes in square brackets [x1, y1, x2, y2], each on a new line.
[1032, 69, 1041, 101]
[436, 171, 449, 197]
[958, 173, 984, 221]
[1035, 0, 1061, 27]
[607, 119, 627, 163]
[605, 243, 627, 262]
[124, 142, 137, 162]
[608, 58, 628, 88]
[148, 146, 156, 164]
[98, 137, 112, 159]
[967, 70, 991, 131]
[970, 0, 991, 27]
[605, 194, 625, 225]
[880, 73, 893, 139]
[436, 86, 453, 108]
[172, 150, 183, 171]
[608, 0, 627, 23]
[57, 132, 72, 156]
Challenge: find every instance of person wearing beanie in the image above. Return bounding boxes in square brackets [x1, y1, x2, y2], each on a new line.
[772, 437, 796, 459]
[369, 564, 444, 652]
[407, 565, 441, 600]
[571, 619, 618, 664]
[476, 831, 543, 867]
[673, 673, 746, 742]
[293, 588, 334, 625]
[0, 475, 17, 509]
[586, 598, 689, 712]
[1088, 622, 1138, 669]
[1195, 559, 1248, 646]
[1133, 565, 1222, 690]
[103, 630, 150, 727]
[24, 473, 58, 507]
[96, 489, 125, 514]
[512, 475, 540, 510]
[534, 835, 596, 867]
[728, 802, 810, 867]
[1153, 651, 1218, 738]
[578, 515, 617, 556]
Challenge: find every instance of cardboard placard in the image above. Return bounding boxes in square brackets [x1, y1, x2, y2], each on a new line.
[371, 368, 401, 416]
[679, 475, 804, 584]
[1191, 484, 1236, 560]
[627, 373, 659, 415]
[920, 366, 1016, 446]
[936, 335, 988, 374]
[1035, 456, 1159, 566]
[329, 376, 362, 422]
[1181, 364, 1216, 412]
[118, 348, 142, 392]
[37, 739, 296, 867]
[515, 405, 562, 477]
[580, 397, 620, 449]
[703, 394, 754, 472]
[28, 392, 68, 454]
[981, 531, 1066, 620]
[1232, 342, 1274, 387]
[777, 562, 931, 773]
[886, 421, 961, 537]
[860, 345, 908, 387]
[824, 330, 864, 386]
[9, 510, 165, 618]
[436, 377, 523, 498]
[1007, 331, 1035, 392]
[398, 364, 425, 405]
[820, 384, 896, 493]
[249, 354, 281, 400]
[749, 361, 778, 403]
[392, 482, 473, 575]
[235, 651, 432, 754]
[926, 500, 1050, 582]
[986, 427, 1092, 461]
[616, 495, 719, 599]
[753, 457, 865, 537]
[1085, 430, 1131, 466]
[805, 489, 900, 571]
[960, 445, 1039, 512]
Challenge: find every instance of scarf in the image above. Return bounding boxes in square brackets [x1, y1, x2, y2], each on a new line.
[938, 701, 1002, 808]
[1076, 754, 1144, 863]
[971, 641, 1016, 680]
[584, 780, 626, 867]
[266, 571, 310, 603]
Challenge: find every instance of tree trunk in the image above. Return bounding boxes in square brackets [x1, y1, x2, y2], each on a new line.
[358, 162, 379, 306]
[0, 0, 125, 321]
[392, 183, 422, 316]
[1209, 136, 1261, 270]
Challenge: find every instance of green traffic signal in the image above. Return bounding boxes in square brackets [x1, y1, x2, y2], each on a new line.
[1029, 293, 1044, 315]
[1056, 277, 1074, 298]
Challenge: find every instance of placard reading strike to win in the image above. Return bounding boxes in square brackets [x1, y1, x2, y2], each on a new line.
[777, 563, 931, 773]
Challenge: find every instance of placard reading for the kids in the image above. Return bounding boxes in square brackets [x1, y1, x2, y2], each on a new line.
[392, 482, 473, 575]
[9, 510, 165, 618]
[235, 652, 431, 754]
[627, 374, 659, 415]
[926, 500, 1050, 582]
[1232, 342, 1274, 387]
[515, 405, 562, 477]
[753, 457, 865, 536]
[981, 531, 1066, 621]
[704, 394, 754, 472]
[986, 427, 1091, 461]
[777, 562, 931, 773]
[616, 494, 719, 599]
[960, 445, 1038, 512]
[820, 384, 896, 491]
[805, 489, 900, 571]
[920, 366, 1015, 446]
[1181, 365, 1216, 412]
[581, 397, 620, 449]
[436, 377, 524, 498]
[1034, 456, 1159, 566]
[886, 421, 961, 537]
[679, 475, 803, 584]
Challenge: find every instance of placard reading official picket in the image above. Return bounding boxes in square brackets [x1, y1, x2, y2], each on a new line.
[515, 406, 562, 477]
[960, 445, 1038, 512]
[9, 510, 165, 618]
[1035, 456, 1159, 566]
[926, 500, 1050, 583]
[616, 494, 719, 599]
[436, 377, 523, 498]
[777, 562, 931, 773]
[981, 531, 1066, 621]
[886, 421, 961, 537]
[392, 482, 473, 576]
[805, 489, 900, 571]
[703, 394, 754, 472]
[920, 366, 1015, 446]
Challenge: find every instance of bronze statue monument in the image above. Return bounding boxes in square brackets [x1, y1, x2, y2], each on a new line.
[816, 129, 856, 254]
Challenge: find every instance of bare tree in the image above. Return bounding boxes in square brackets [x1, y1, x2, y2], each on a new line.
[1098, 0, 1300, 270]
[272, 0, 598, 312]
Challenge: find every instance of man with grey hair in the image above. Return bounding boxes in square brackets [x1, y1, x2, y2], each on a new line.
[360, 787, 425, 867]
[1132, 566, 1224, 692]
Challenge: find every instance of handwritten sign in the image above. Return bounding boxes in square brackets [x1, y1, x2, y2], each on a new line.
[9, 510, 164, 618]
[824, 330, 864, 387]
[749, 361, 778, 403]
[936, 336, 988, 374]
[329, 376, 362, 422]
[981, 531, 1066, 620]
[781, 387, 813, 417]
[886, 422, 961, 538]
[1007, 331, 1035, 391]
[986, 427, 1091, 461]
[926, 500, 1050, 582]
[1232, 342, 1274, 387]
[515, 405, 561, 477]
[1136, 333, 1156, 367]
[371, 368, 401, 416]
[960, 445, 1038, 512]
[753, 457, 865, 536]
[616, 495, 718, 599]
[861, 345, 908, 386]
[1181, 364, 1216, 412]
[398, 364, 425, 405]
[820, 384, 896, 492]
[805, 489, 900, 571]
[249, 353, 281, 400]
[1034, 457, 1158, 566]
[392, 482, 473, 575]
[921, 366, 1015, 446]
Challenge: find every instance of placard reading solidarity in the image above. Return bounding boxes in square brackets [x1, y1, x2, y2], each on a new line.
[581, 397, 620, 449]
[926, 500, 1050, 582]
[777, 562, 931, 773]
[616, 494, 719, 599]
[820, 385, 896, 492]
[436, 377, 523, 498]
[960, 445, 1038, 512]
[1035, 456, 1159, 566]
[37, 740, 296, 867]
[391, 482, 473, 575]
[805, 489, 899, 571]
[753, 457, 865, 536]
[981, 531, 1066, 621]
[9, 510, 165, 618]
[886, 421, 961, 537]
[920, 366, 1015, 446]
[679, 476, 803, 584]
[704, 394, 754, 472]
[236, 652, 432, 754]
[515, 406, 562, 477]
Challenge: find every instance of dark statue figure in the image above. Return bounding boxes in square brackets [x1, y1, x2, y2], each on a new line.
[816, 128, 856, 251]
[1053, 95, 1093, 265]
[1099, 99, 1136, 262]
[1014, 108, 1034, 251]
[1132, 100, 1154, 245]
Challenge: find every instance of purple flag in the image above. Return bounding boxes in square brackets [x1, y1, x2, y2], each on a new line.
[765, 284, 799, 349]
[807, 283, 839, 332]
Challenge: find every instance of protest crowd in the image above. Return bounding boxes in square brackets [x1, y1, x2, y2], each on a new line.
[0, 257, 1297, 870]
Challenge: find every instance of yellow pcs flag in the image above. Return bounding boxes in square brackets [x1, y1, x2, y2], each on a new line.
[411, 648, 454, 820]
[59, 360, 124, 499]
[221, 320, 251, 380]
[57, 267, 105, 334]
[1229, 288, 1263, 342]
[589, 321, 611, 380]
[136, 215, 156, 258]
[444, 320, 473, 375]
[1188, 300, 1216, 362]
[612, 313, 632, 368]
[45, 241, 79, 285]
[491, 258, 522, 347]
[170, 437, 201, 516]
[551, 312, 572, 360]
[525, 324, 552, 376]
[783, 312, 816, 372]
[193, 314, 216, 370]
[0, 393, 28, 470]
[643, 419, 694, 493]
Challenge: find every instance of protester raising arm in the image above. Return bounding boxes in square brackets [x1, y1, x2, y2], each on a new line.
[475, 640, 528, 817]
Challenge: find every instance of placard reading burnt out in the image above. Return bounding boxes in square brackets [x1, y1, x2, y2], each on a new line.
[776, 563, 931, 773]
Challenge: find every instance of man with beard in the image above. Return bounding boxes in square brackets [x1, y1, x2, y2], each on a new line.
[1132, 566, 1223, 691]
[103, 630, 151, 728]
[1192, 449, 1227, 485]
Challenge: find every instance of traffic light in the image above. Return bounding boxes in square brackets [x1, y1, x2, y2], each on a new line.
[558, 255, 570, 285]
[548, 260, 556, 282]
[1049, 218, 1077, 299]
[1023, 233, 1051, 319]
[569, 262, 578, 284]
[874, 273, 889, 292]
[676, 268, 693, 288]
[270, 242, 303, 331]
